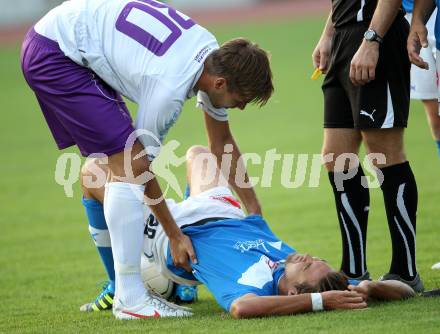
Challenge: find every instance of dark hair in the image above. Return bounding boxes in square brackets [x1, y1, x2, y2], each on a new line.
[295, 271, 349, 294]
[206, 38, 274, 107]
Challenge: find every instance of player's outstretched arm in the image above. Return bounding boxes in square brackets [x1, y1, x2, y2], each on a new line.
[204, 113, 262, 216]
[348, 280, 416, 301]
[230, 291, 366, 319]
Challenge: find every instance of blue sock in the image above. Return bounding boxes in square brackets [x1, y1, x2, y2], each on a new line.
[174, 185, 198, 301]
[184, 184, 191, 200]
[82, 198, 115, 291]
[436, 140, 440, 158]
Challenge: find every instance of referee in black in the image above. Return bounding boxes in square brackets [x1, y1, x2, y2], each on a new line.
[312, 0, 423, 292]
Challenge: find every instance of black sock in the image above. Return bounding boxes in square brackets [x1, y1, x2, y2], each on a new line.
[380, 161, 418, 280]
[328, 166, 370, 278]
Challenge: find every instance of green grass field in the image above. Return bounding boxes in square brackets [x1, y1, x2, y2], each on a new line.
[1, 16, 439, 333]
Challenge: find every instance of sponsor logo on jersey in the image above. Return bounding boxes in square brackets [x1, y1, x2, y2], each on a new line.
[195, 46, 212, 63]
[234, 239, 269, 253]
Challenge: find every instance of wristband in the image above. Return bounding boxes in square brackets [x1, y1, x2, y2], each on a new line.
[311, 293, 324, 312]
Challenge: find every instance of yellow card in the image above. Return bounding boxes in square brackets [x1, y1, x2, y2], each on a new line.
[311, 68, 322, 80]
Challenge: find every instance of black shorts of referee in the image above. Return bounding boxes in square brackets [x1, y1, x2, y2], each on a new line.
[323, 15, 410, 129]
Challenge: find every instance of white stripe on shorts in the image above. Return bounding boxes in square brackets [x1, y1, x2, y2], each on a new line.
[382, 83, 395, 128]
[357, 0, 366, 21]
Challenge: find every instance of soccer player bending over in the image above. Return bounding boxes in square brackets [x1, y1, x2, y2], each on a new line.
[81, 146, 415, 318]
[22, 0, 273, 319]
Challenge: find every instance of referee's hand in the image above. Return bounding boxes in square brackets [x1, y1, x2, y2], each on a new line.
[350, 41, 379, 86]
[407, 21, 429, 70]
[312, 36, 332, 74]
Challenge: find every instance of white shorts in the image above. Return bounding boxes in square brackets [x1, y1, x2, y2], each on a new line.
[406, 11, 438, 100]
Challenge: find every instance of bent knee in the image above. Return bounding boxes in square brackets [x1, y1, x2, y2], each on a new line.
[321, 146, 360, 172]
[186, 145, 210, 161]
[230, 302, 245, 319]
[362, 129, 406, 165]
[81, 158, 108, 179]
[81, 158, 98, 178]
[229, 300, 255, 319]
[80, 158, 108, 199]
[106, 142, 151, 180]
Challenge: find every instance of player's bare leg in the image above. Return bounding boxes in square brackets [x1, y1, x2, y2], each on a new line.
[81, 160, 108, 202]
[81, 152, 196, 313]
[104, 141, 192, 318]
[103, 141, 148, 308]
[80, 160, 115, 312]
[83, 145, 229, 201]
[81, 144, 179, 313]
[322, 129, 362, 172]
[421, 99, 440, 157]
[362, 128, 422, 292]
[422, 99, 440, 139]
[185, 145, 229, 196]
[361, 128, 406, 167]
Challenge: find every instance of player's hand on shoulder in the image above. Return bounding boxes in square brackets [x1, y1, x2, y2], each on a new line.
[321, 290, 367, 310]
[169, 233, 198, 272]
[312, 36, 332, 74]
[350, 40, 379, 86]
[407, 21, 429, 69]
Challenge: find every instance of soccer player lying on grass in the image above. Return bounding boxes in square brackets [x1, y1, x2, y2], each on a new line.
[81, 146, 415, 319]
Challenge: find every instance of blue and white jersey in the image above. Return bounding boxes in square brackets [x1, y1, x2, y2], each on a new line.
[403, 0, 413, 13]
[166, 215, 296, 311]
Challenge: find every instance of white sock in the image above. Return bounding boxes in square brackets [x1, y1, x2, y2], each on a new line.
[104, 182, 148, 306]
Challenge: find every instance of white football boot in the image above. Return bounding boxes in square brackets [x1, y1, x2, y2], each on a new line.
[431, 262, 440, 270]
[113, 292, 193, 320]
